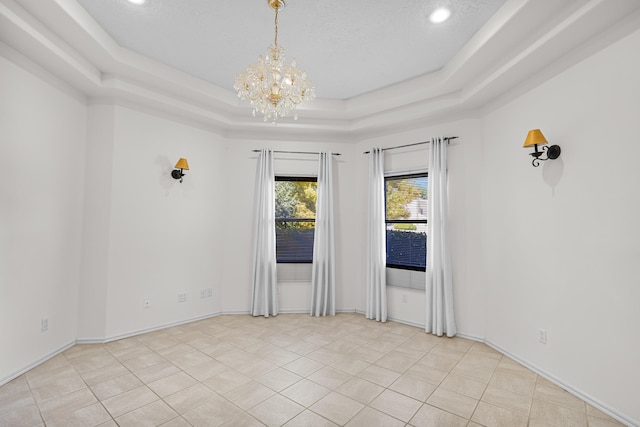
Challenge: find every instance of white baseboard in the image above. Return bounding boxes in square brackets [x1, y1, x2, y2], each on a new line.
[484, 340, 636, 427]
[3, 313, 635, 426]
[352, 313, 635, 426]
[278, 309, 309, 314]
[386, 315, 425, 329]
[0, 340, 75, 387]
[279, 308, 358, 315]
[76, 311, 222, 344]
[456, 332, 484, 342]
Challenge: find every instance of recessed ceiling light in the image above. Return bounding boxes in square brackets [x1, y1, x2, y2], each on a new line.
[429, 7, 451, 24]
[127, 0, 146, 5]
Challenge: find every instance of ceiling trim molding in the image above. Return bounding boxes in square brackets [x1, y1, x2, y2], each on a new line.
[2, 0, 640, 141]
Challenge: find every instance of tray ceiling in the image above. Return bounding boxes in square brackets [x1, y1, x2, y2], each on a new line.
[75, 0, 507, 100]
[2, 0, 639, 138]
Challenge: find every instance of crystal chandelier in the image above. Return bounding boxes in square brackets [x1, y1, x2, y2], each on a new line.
[234, 0, 315, 123]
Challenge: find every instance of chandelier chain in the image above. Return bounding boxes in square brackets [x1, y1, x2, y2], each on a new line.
[233, 0, 315, 123]
[274, 5, 279, 47]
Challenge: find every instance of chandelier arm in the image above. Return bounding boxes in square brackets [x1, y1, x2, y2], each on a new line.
[235, 0, 314, 124]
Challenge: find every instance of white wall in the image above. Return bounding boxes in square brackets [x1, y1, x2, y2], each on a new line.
[98, 106, 227, 338]
[77, 109, 360, 336]
[0, 52, 86, 382]
[220, 139, 359, 314]
[2, 21, 639, 425]
[77, 104, 115, 339]
[481, 28, 640, 425]
[356, 119, 486, 338]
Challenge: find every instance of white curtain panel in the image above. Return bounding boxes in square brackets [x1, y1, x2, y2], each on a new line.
[426, 137, 457, 336]
[250, 149, 279, 317]
[366, 148, 387, 322]
[311, 152, 336, 317]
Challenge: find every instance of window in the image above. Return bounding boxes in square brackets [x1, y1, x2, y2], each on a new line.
[275, 177, 317, 263]
[385, 173, 428, 271]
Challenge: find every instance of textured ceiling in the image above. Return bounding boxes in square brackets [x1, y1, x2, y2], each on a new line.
[76, 0, 507, 100]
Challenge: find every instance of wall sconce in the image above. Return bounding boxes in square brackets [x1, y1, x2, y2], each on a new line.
[171, 158, 189, 183]
[523, 129, 561, 167]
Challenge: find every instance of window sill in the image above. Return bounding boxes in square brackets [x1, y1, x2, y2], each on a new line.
[277, 263, 312, 282]
[386, 267, 425, 290]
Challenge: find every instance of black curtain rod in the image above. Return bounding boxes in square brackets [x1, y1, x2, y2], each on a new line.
[252, 150, 341, 156]
[362, 136, 458, 154]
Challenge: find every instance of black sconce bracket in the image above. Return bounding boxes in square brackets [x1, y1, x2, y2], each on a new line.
[171, 169, 186, 183]
[530, 144, 561, 167]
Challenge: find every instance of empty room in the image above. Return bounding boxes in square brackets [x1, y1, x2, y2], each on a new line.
[1, 0, 639, 426]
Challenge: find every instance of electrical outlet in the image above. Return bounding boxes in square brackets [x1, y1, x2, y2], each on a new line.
[538, 328, 547, 344]
[206, 288, 213, 297]
[144, 297, 151, 309]
[41, 318, 48, 332]
[200, 289, 206, 299]
[401, 294, 408, 303]
[178, 292, 187, 303]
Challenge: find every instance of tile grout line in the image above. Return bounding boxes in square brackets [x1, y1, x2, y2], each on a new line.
[3, 314, 626, 427]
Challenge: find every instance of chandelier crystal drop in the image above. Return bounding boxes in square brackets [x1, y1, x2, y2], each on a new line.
[234, 0, 315, 124]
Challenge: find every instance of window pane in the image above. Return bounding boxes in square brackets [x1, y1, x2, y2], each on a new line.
[385, 174, 428, 271]
[386, 176, 428, 220]
[386, 227, 427, 269]
[276, 222, 315, 263]
[275, 178, 317, 264]
[275, 180, 317, 219]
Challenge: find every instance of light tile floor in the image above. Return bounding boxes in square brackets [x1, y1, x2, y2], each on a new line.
[0, 313, 626, 426]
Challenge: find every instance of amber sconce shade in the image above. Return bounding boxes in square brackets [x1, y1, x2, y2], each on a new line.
[523, 129, 561, 167]
[171, 158, 189, 183]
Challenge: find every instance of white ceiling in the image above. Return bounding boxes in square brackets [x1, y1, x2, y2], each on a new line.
[2, 0, 640, 139]
[74, 0, 508, 100]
